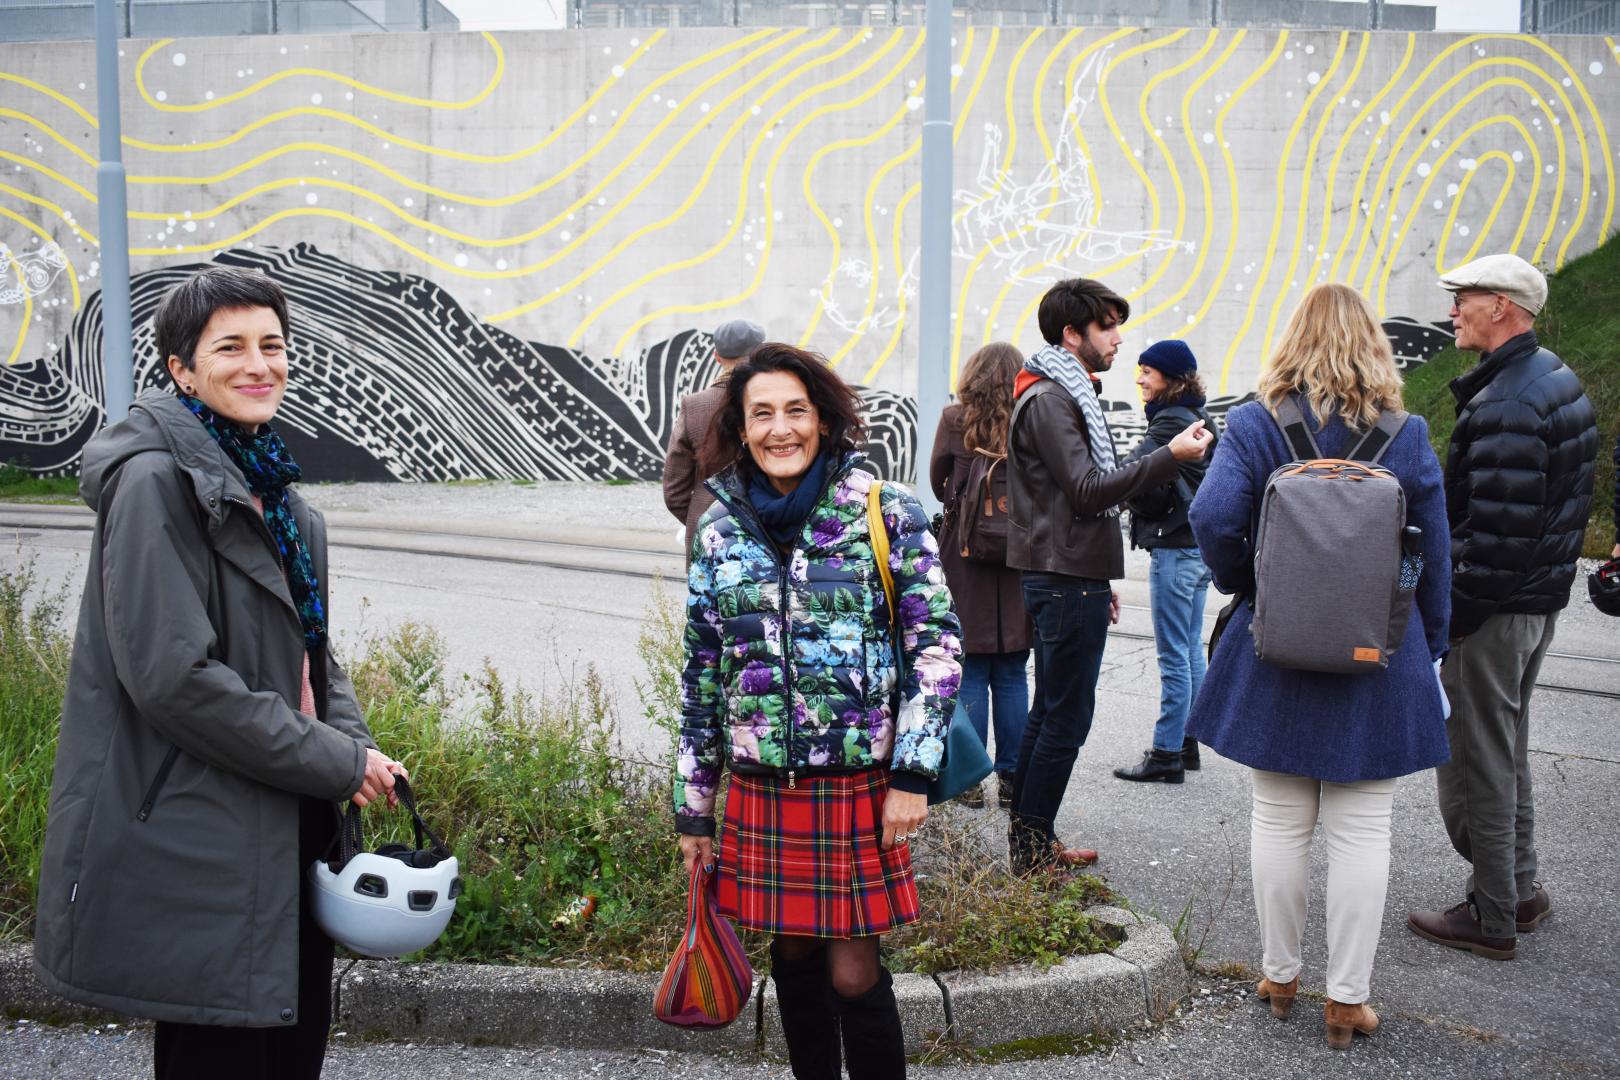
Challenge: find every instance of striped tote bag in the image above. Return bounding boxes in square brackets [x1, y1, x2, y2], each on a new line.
[653, 860, 753, 1028]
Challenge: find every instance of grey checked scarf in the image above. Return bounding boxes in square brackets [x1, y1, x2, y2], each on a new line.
[1025, 341, 1119, 466]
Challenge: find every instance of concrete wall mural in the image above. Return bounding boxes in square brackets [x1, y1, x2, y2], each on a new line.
[1, 27, 1616, 480]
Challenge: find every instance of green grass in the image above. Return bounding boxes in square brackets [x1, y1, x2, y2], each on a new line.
[1403, 237, 1619, 558]
[1, 571, 1116, 974]
[0, 463, 78, 503]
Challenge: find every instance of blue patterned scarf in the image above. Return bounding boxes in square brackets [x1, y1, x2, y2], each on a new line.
[1024, 343, 1118, 472]
[746, 446, 833, 547]
[180, 394, 327, 650]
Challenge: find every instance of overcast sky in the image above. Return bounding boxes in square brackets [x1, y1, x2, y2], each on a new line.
[440, 0, 1523, 32]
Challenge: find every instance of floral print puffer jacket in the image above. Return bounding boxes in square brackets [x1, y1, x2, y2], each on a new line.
[673, 453, 963, 836]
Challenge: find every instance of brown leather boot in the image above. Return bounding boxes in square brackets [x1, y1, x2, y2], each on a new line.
[1324, 999, 1379, 1049]
[1255, 975, 1299, 1019]
[1407, 898, 1516, 960]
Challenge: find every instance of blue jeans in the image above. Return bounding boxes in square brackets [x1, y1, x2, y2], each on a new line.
[1148, 547, 1212, 752]
[1011, 572, 1112, 860]
[958, 651, 1030, 775]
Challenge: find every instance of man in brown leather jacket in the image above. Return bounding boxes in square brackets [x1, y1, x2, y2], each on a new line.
[1005, 278, 1211, 872]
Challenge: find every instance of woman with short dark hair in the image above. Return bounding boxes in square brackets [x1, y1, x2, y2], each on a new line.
[675, 344, 962, 1079]
[34, 265, 405, 1080]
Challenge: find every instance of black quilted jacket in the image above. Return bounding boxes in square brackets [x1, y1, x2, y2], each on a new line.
[1444, 331, 1599, 639]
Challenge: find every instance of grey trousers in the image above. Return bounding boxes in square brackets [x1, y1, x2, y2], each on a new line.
[1436, 611, 1557, 939]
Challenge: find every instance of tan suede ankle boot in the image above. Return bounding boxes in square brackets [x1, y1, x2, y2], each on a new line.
[1324, 999, 1379, 1049]
[1255, 975, 1299, 1019]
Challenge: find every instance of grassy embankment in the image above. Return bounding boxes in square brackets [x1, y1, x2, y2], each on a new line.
[1403, 236, 1619, 558]
[0, 563, 1113, 974]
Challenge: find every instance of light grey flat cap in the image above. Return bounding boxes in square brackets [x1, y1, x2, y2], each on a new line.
[713, 318, 766, 360]
[1438, 253, 1548, 315]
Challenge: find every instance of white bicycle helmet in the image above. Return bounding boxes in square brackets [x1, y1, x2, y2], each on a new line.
[307, 776, 462, 959]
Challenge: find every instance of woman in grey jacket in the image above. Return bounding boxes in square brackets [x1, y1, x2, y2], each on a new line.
[33, 267, 405, 1080]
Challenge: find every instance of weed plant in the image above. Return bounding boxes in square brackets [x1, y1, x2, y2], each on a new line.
[0, 462, 79, 502]
[0, 568, 1116, 974]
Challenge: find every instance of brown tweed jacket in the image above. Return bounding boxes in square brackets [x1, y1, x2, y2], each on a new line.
[663, 383, 728, 559]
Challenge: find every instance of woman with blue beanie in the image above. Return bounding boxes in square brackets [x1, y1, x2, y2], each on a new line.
[1112, 339, 1216, 784]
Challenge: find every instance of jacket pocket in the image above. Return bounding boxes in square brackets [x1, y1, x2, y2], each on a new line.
[135, 745, 181, 823]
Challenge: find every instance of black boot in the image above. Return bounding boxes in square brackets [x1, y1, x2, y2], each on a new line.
[993, 770, 1016, 810]
[770, 942, 841, 1080]
[1181, 737, 1201, 771]
[1112, 748, 1185, 784]
[833, 966, 906, 1080]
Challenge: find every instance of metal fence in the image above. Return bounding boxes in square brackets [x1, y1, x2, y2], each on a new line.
[0, 0, 458, 41]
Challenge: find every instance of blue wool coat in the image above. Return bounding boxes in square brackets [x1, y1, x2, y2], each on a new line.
[1185, 400, 1452, 782]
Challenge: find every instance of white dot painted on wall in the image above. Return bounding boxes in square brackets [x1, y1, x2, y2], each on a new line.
[1433, 200, 1443, 210]
[701, 103, 710, 113]
[1416, 162, 1431, 177]
[205, 91, 214, 100]
[560, 230, 572, 241]
[603, 45, 612, 54]
[773, 210, 783, 222]
[1203, 132, 1214, 144]
[403, 197, 414, 207]
[588, 114, 597, 124]
[1562, 77, 1572, 87]
[454, 252, 469, 267]
[756, 241, 766, 251]
[1379, 111, 1391, 125]
[172, 53, 186, 66]
[751, 105, 761, 115]
[951, 64, 963, 77]
[611, 65, 624, 78]
[305, 193, 318, 204]
[1285, 50, 1294, 60]
[1446, 183, 1459, 196]
[155, 90, 167, 101]
[1458, 225, 1470, 236]
[1307, 72, 1320, 85]
[1512, 150, 1523, 162]
[906, 96, 923, 111]
[496, 258, 508, 270]
[311, 93, 322, 105]
[1546, 165, 1556, 173]
[833, 217, 844, 228]
[1351, 99, 1361, 108]
[1431, 139, 1441, 149]
[1591, 61, 1605, 76]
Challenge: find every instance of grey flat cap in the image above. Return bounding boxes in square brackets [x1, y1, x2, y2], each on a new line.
[1438, 253, 1547, 316]
[713, 318, 766, 360]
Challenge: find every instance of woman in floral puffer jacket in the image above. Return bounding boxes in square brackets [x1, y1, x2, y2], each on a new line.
[672, 344, 962, 1080]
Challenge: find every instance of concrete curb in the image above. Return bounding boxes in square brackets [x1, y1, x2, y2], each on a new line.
[0, 908, 1184, 1052]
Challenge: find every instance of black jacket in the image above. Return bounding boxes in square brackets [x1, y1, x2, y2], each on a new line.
[1123, 403, 1216, 550]
[1444, 331, 1598, 639]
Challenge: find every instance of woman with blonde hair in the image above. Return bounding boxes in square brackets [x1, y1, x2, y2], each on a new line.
[930, 342, 1032, 807]
[1186, 283, 1451, 1049]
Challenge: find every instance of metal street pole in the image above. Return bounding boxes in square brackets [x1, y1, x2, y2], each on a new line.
[913, 0, 952, 508]
[94, 0, 134, 422]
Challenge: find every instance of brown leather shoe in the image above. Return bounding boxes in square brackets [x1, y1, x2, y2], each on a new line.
[1051, 840, 1099, 867]
[1407, 899, 1516, 960]
[1516, 882, 1552, 933]
[1324, 999, 1379, 1049]
[1255, 975, 1298, 1019]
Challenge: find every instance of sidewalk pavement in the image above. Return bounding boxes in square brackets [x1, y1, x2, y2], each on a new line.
[4, 480, 1618, 1076]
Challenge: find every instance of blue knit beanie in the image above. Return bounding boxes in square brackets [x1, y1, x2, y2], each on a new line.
[1138, 339, 1197, 379]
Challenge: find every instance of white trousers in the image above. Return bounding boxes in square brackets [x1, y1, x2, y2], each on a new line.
[1250, 769, 1396, 1004]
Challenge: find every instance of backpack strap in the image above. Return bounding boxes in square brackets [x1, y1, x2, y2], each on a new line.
[1344, 409, 1409, 464]
[1272, 394, 1322, 461]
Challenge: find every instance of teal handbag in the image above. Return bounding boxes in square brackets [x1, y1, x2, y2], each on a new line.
[866, 484, 994, 806]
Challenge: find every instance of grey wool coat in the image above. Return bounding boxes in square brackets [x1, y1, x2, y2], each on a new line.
[33, 391, 376, 1028]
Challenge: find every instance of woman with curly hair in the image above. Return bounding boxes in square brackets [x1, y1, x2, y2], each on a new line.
[672, 344, 962, 1079]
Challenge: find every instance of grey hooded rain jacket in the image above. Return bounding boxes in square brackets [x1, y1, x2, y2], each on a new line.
[33, 391, 376, 1028]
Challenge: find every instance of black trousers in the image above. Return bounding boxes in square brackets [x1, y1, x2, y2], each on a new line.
[154, 798, 336, 1080]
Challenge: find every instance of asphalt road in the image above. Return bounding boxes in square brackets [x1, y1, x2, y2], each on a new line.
[4, 482, 1617, 1078]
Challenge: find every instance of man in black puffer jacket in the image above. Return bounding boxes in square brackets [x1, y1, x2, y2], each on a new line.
[1409, 254, 1598, 964]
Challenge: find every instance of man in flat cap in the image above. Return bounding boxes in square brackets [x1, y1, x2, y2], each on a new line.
[1408, 254, 1598, 961]
[663, 318, 767, 559]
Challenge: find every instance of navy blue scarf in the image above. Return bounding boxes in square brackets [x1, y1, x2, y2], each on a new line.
[1145, 391, 1207, 422]
[747, 447, 833, 547]
[180, 394, 328, 650]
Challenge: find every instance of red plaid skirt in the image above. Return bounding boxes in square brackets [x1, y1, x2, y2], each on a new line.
[714, 768, 920, 938]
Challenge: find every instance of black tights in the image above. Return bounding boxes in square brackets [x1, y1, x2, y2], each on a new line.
[773, 933, 881, 999]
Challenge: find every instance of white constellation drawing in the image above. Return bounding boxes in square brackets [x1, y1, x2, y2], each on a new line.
[817, 45, 1192, 339]
[0, 243, 69, 306]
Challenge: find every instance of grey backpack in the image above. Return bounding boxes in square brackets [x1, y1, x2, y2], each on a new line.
[1250, 396, 1418, 674]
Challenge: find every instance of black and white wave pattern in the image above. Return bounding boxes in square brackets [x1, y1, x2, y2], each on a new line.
[0, 244, 918, 484]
